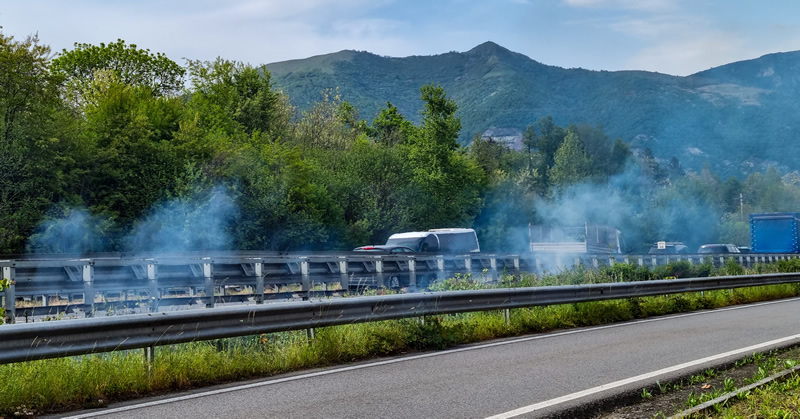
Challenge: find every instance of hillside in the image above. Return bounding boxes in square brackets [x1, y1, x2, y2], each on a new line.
[265, 42, 800, 178]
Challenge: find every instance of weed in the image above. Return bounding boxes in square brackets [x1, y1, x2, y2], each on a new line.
[641, 388, 653, 400]
[689, 374, 706, 385]
[723, 377, 736, 392]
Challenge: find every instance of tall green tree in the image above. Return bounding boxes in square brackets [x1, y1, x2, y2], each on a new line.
[405, 84, 484, 228]
[371, 101, 415, 146]
[51, 39, 185, 105]
[184, 58, 291, 141]
[0, 32, 72, 252]
[549, 130, 592, 188]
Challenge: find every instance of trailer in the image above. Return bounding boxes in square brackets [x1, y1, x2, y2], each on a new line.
[750, 212, 800, 253]
[529, 223, 624, 254]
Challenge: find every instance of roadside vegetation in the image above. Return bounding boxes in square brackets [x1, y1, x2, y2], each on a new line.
[3, 259, 800, 417]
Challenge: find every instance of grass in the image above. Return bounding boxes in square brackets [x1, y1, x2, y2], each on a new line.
[3, 259, 800, 417]
[691, 352, 800, 418]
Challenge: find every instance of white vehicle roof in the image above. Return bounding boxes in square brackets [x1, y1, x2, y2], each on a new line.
[428, 228, 475, 234]
[388, 231, 433, 239]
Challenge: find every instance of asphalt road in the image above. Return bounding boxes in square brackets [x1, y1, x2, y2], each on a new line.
[58, 297, 800, 419]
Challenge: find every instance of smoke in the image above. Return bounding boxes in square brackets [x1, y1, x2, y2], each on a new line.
[26, 207, 113, 254]
[533, 161, 725, 256]
[25, 185, 238, 254]
[125, 185, 237, 252]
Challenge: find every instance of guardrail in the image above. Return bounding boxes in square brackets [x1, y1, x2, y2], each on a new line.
[2, 252, 798, 323]
[2, 272, 800, 365]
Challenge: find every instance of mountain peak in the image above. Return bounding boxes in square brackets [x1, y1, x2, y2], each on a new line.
[467, 41, 511, 55]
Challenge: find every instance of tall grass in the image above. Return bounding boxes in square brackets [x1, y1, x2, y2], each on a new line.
[3, 259, 800, 416]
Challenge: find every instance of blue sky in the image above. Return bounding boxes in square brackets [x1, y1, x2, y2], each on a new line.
[3, 0, 800, 76]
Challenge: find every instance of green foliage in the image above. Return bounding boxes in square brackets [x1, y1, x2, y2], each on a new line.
[184, 58, 291, 138]
[51, 39, 185, 104]
[371, 101, 416, 146]
[549, 129, 592, 188]
[0, 32, 73, 253]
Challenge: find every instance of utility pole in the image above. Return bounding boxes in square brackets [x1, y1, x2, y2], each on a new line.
[740, 193, 744, 221]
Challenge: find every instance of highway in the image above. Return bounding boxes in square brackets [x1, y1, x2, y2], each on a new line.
[56, 297, 800, 418]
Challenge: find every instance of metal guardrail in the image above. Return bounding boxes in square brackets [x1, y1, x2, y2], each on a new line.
[1, 272, 800, 365]
[1, 252, 798, 323]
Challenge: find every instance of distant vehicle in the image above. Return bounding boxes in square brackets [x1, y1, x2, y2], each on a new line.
[352, 245, 416, 254]
[737, 246, 752, 254]
[384, 228, 480, 254]
[697, 244, 741, 254]
[529, 223, 625, 254]
[750, 212, 800, 254]
[648, 242, 690, 254]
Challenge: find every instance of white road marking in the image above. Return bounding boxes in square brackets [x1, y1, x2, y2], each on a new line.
[485, 333, 800, 419]
[61, 297, 800, 418]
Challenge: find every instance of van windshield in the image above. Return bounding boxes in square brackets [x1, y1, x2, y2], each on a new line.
[385, 237, 424, 251]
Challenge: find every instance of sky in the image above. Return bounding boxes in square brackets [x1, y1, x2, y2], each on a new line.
[3, 0, 800, 76]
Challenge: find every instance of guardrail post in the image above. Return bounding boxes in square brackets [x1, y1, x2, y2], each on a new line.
[512, 256, 520, 278]
[504, 308, 511, 325]
[83, 263, 95, 317]
[338, 258, 349, 290]
[255, 262, 264, 304]
[592, 256, 598, 269]
[301, 259, 311, 300]
[437, 256, 446, 282]
[489, 257, 498, 282]
[143, 345, 155, 376]
[299, 258, 315, 339]
[2, 265, 15, 324]
[147, 262, 159, 312]
[203, 259, 214, 308]
[408, 258, 417, 290]
[375, 260, 384, 288]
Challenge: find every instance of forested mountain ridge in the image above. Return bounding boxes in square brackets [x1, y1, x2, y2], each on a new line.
[266, 42, 800, 178]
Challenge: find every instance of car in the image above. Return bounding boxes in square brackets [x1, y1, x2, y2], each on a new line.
[697, 244, 741, 254]
[352, 245, 417, 254]
[648, 241, 690, 254]
[737, 246, 752, 254]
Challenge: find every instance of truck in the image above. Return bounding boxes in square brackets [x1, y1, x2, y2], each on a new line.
[528, 223, 624, 254]
[384, 228, 480, 254]
[750, 212, 800, 253]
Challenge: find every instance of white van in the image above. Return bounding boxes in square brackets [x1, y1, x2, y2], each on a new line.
[385, 228, 480, 253]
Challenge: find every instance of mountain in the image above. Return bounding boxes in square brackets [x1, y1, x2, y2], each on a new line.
[265, 42, 800, 178]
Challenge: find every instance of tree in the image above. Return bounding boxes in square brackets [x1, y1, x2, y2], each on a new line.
[0, 32, 72, 252]
[404, 84, 484, 228]
[549, 130, 592, 188]
[294, 89, 364, 150]
[533, 116, 566, 168]
[51, 39, 185, 104]
[371, 102, 415, 146]
[185, 58, 292, 140]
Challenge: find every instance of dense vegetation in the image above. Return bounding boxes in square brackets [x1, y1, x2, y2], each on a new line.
[266, 42, 800, 179]
[4, 32, 800, 255]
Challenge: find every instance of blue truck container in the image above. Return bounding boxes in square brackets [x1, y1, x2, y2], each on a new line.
[750, 212, 800, 253]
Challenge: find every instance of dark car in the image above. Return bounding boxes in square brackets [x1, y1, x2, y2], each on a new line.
[697, 244, 741, 254]
[648, 242, 690, 254]
[353, 245, 416, 254]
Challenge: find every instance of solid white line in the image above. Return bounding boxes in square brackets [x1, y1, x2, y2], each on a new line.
[62, 297, 800, 418]
[485, 334, 800, 419]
